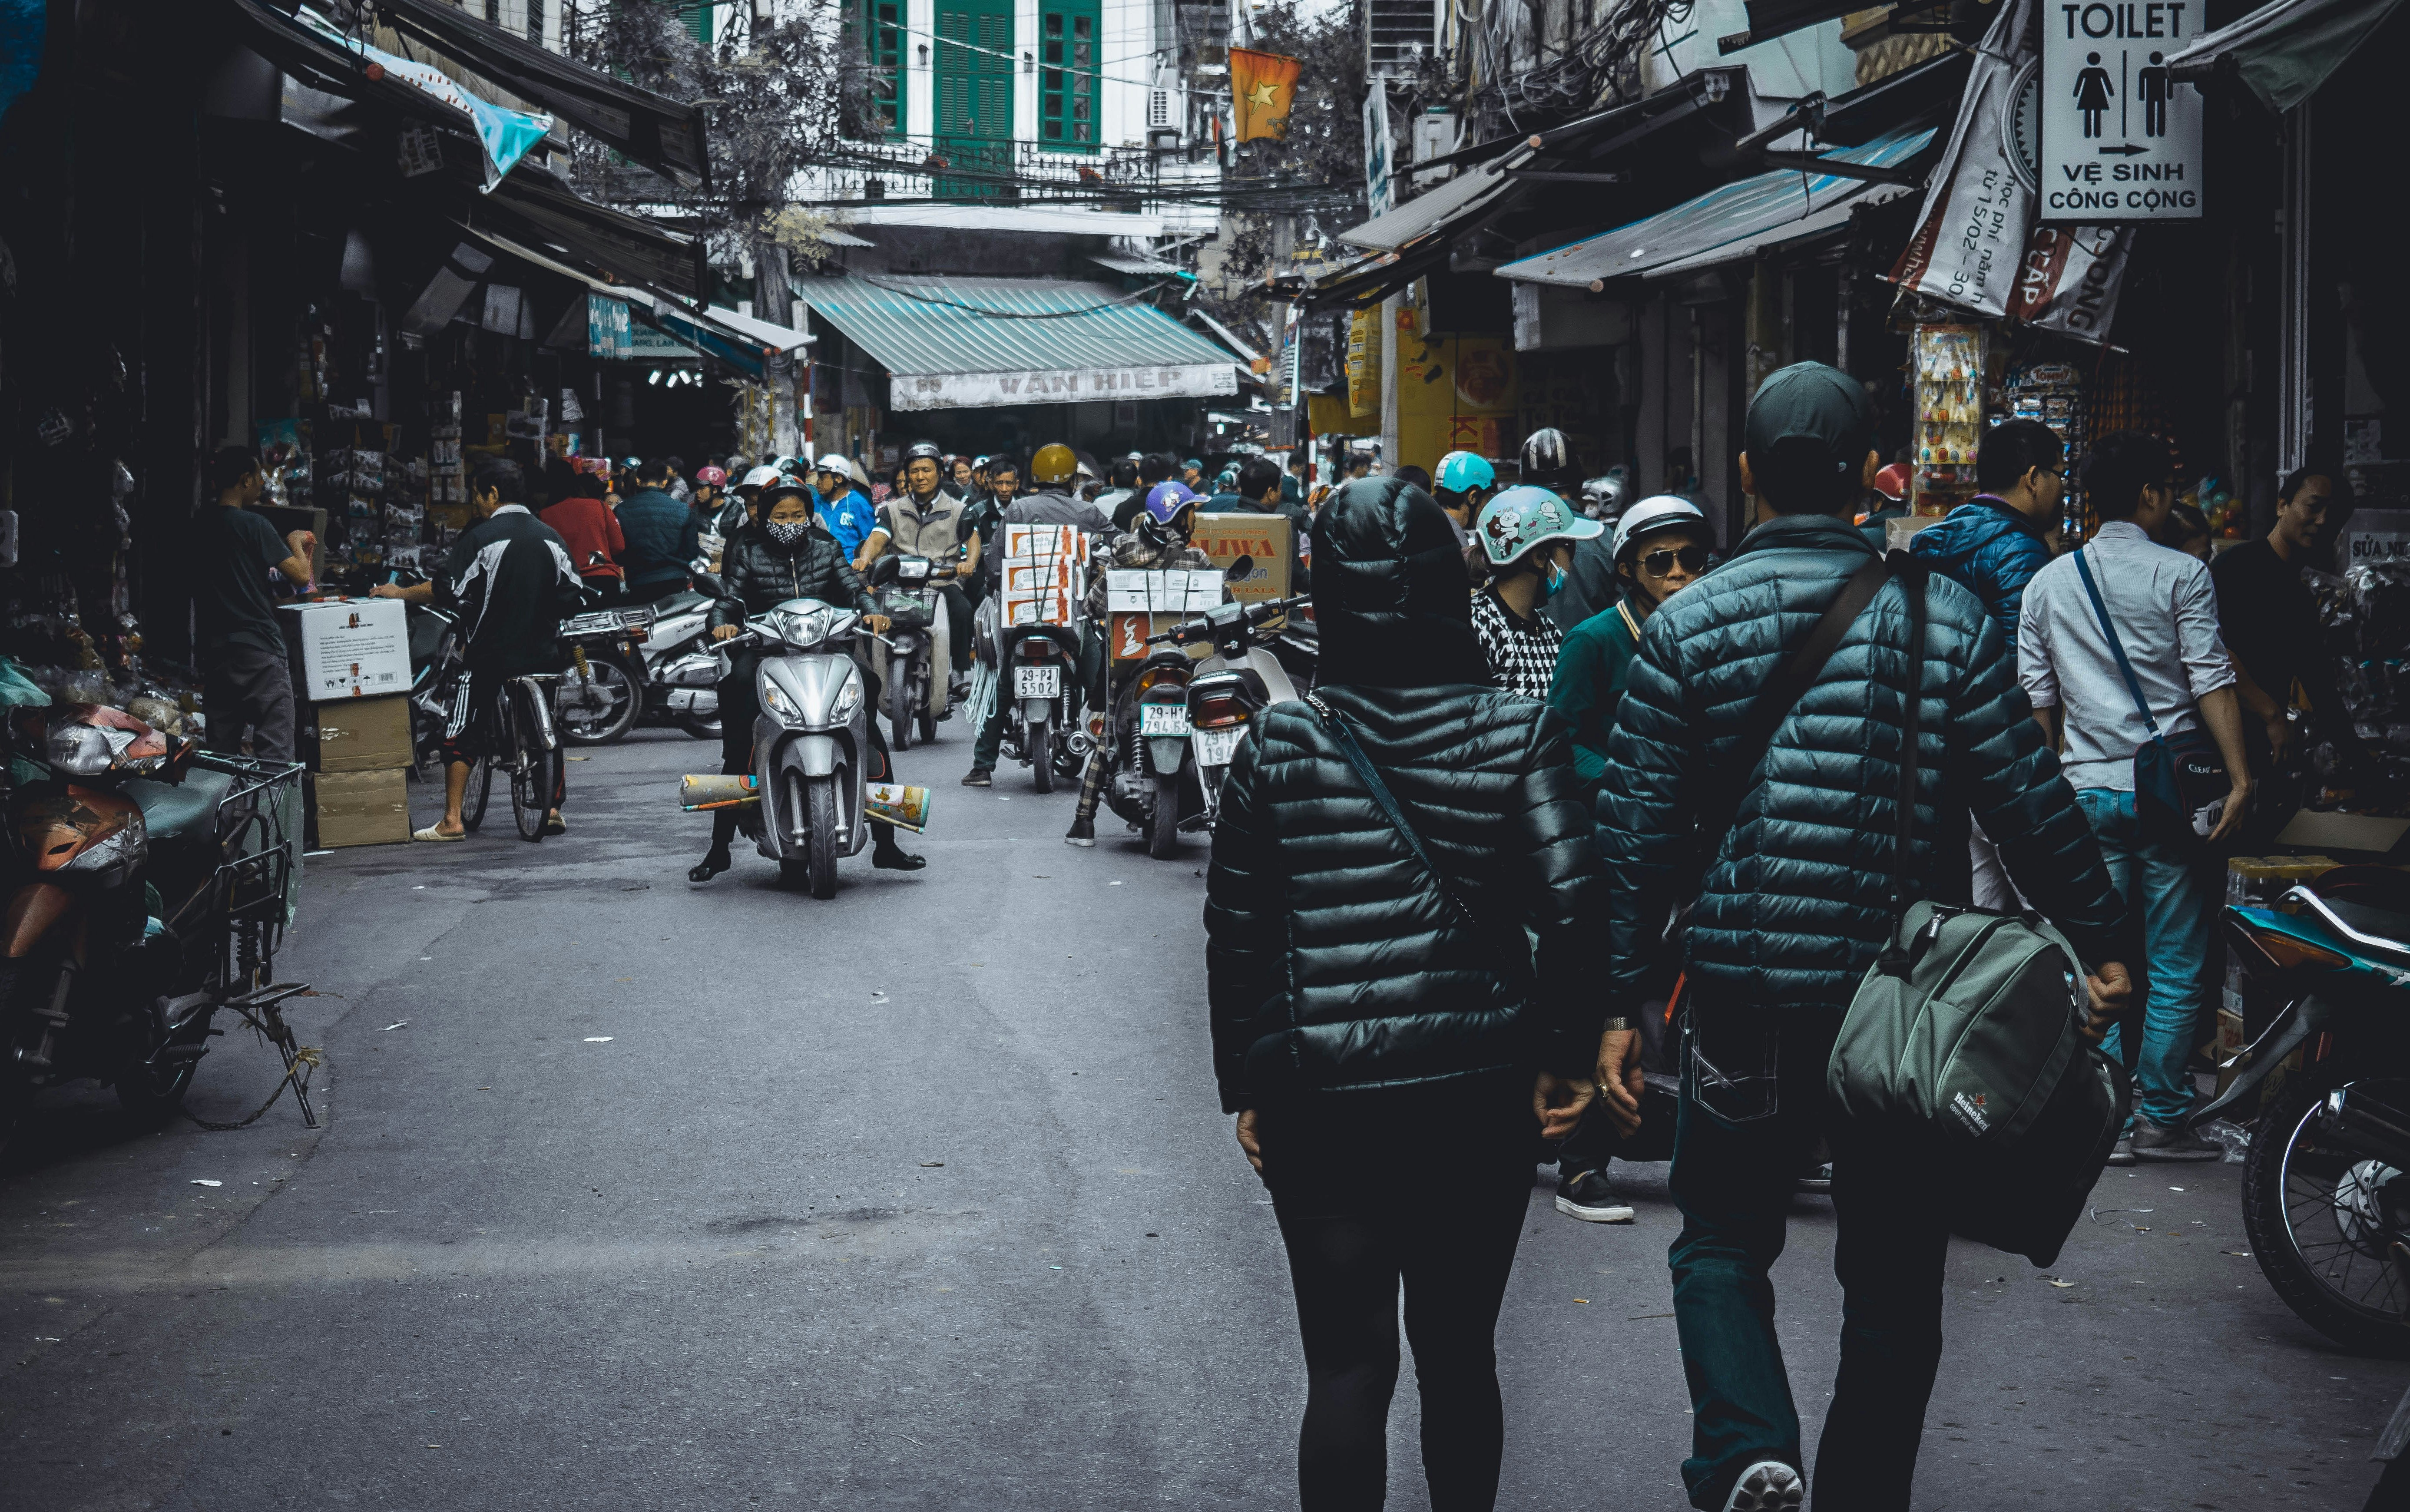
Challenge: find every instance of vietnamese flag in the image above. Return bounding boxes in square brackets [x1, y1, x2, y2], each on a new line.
[1229, 48, 1301, 142]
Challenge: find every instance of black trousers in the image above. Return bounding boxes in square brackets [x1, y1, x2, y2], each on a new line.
[1259, 1084, 1533, 1512]
[203, 642, 296, 762]
[708, 649, 895, 850]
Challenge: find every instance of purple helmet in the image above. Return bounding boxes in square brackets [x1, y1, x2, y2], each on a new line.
[1144, 481, 1199, 522]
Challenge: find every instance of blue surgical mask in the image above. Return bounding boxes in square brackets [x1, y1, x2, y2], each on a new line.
[1541, 559, 1567, 600]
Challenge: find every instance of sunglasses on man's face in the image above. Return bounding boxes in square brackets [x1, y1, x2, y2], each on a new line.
[1639, 545, 1710, 576]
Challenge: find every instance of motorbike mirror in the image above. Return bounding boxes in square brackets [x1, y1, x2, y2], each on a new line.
[692, 572, 725, 598]
[866, 555, 900, 586]
[1224, 554, 1254, 583]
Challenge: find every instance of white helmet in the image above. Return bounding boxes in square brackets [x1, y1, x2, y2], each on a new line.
[815, 452, 850, 474]
[739, 464, 781, 492]
[1611, 495, 1710, 562]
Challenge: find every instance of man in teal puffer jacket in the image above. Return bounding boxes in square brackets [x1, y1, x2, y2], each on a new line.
[1907, 417, 2065, 649]
[1596, 364, 2133, 1512]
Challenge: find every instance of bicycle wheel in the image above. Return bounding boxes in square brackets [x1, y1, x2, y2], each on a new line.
[512, 743, 557, 841]
[460, 757, 493, 832]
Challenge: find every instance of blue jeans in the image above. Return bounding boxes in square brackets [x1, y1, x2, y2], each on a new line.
[2073, 788, 2210, 1128]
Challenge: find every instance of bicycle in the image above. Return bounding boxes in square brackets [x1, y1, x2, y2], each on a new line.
[457, 673, 564, 842]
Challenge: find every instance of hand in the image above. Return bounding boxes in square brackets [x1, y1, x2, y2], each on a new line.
[710, 624, 741, 642]
[369, 582, 404, 599]
[2208, 776, 2253, 844]
[865, 613, 891, 634]
[288, 529, 317, 555]
[1234, 1108, 1263, 1175]
[2264, 711, 2291, 758]
[1593, 1027, 1645, 1138]
[1533, 1071, 1597, 1142]
[2082, 962, 2133, 1045]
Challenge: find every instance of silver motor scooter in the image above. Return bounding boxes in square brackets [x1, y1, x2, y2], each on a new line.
[1153, 558, 1311, 828]
[727, 596, 877, 899]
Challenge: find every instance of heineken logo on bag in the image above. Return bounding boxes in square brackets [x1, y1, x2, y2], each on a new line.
[1950, 1089, 1994, 1137]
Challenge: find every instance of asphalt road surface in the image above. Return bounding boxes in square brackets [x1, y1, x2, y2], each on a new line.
[2, 724, 2399, 1509]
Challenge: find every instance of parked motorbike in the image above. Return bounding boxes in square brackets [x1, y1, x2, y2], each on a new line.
[2190, 866, 2410, 1355]
[1095, 618, 1206, 859]
[865, 546, 964, 751]
[556, 605, 646, 745]
[1147, 562, 1310, 828]
[722, 596, 879, 899]
[632, 576, 724, 740]
[0, 702, 312, 1148]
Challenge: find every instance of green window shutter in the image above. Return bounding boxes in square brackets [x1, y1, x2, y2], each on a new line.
[1038, 0, 1097, 152]
[679, 2, 712, 44]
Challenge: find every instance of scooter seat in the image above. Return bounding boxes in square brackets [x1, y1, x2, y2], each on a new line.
[651, 590, 711, 616]
[127, 766, 235, 845]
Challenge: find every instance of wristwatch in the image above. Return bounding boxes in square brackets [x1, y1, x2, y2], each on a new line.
[1602, 1016, 1633, 1033]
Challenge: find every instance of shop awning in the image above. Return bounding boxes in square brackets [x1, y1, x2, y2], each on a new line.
[1496, 123, 1937, 288]
[2167, 0, 2407, 112]
[481, 163, 704, 299]
[795, 274, 1241, 412]
[368, 0, 710, 186]
[1337, 147, 1533, 252]
[1641, 189, 1911, 278]
[1089, 251, 1187, 277]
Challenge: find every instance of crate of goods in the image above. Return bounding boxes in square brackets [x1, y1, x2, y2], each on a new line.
[279, 597, 411, 701]
[311, 769, 411, 847]
[1000, 525, 1088, 627]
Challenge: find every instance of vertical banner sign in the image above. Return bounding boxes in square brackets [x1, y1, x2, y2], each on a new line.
[2041, 0, 2204, 219]
[1887, 0, 2038, 317]
[1363, 82, 1395, 219]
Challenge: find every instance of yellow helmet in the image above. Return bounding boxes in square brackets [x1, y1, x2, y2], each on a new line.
[1030, 443, 1078, 486]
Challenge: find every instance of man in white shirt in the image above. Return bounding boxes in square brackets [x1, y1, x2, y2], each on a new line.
[2018, 430, 2251, 1162]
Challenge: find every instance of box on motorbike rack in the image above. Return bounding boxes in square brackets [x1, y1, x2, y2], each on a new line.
[278, 597, 413, 702]
[1000, 524, 1089, 629]
[1189, 514, 1291, 603]
[1103, 569, 1224, 612]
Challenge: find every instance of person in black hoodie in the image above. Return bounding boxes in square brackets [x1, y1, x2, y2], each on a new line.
[1205, 476, 1627, 1511]
[689, 480, 923, 882]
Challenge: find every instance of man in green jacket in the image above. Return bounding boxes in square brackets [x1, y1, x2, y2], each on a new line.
[1546, 496, 1714, 796]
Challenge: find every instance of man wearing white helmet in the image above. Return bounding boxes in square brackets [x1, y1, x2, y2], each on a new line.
[812, 453, 878, 563]
[1546, 496, 1715, 791]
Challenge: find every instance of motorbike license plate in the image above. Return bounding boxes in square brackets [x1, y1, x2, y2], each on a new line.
[1193, 725, 1243, 766]
[1014, 665, 1062, 700]
[1138, 704, 1191, 737]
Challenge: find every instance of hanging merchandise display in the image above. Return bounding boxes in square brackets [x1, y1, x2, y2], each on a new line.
[1911, 324, 1989, 517]
[2003, 360, 2086, 538]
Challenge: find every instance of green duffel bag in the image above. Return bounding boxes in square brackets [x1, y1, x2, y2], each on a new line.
[1827, 900, 2129, 1267]
[1822, 558, 2127, 1269]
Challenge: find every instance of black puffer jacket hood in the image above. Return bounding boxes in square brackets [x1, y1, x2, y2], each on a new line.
[1310, 477, 1489, 688]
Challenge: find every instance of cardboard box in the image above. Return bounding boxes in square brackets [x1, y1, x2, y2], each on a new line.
[1104, 568, 1224, 612]
[311, 768, 411, 847]
[1190, 514, 1292, 603]
[314, 694, 414, 773]
[1003, 560, 1076, 596]
[1002, 523, 1089, 566]
[1003, 590, 1073, 628]
[1109, 611, 1214, 661]
[2272, 811, 2410, 859]
[280, 597, 412, 702]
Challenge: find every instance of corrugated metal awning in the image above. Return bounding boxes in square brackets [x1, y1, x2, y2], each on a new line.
[1497, 124, 1935, 288]
[796, 274, 1241, 412]
[1090, 252, 1185, 276]
[1336, 148, 1532, 252]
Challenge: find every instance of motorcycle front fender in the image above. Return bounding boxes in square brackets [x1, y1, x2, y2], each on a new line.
[789, 733, 841, 778]
[2184, 994, 2335, 1129]
[2, 881, 75, 959]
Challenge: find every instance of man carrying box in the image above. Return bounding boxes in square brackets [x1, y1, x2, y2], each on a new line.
[195, 447, 316, 761]
[965, 443, 1109, 786]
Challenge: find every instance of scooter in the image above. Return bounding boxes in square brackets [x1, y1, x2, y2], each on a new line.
[866, 547, 964, 751]
[2189, 866, 2410, 1356]
[975, 596, 1084, 794]
[1149, 560, 1310, 828]
[0, 703, 313, 1149]
[1099, 622, 1206, 859]
[633, 573, 725, 740]
[557, 605, 646, 745]
[723, 596, 878, 900]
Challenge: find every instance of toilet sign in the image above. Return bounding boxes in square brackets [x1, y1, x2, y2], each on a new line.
[2040, 1, 2205, 220]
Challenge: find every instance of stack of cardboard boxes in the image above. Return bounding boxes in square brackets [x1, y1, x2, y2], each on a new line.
[279, 598, 416, 847]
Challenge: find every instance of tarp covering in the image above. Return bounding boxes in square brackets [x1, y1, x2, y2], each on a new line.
[1495, 124, 1936, 288]
[2167, 0, 2407, 112]
[284, 4, 551, 189]
[797, 275, 1242, 412]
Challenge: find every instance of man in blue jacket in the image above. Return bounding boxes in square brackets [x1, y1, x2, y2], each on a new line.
[615, 458, 700, 602]
[1910, 418, 2069, 910]
[1596, 364, 2133, 1512]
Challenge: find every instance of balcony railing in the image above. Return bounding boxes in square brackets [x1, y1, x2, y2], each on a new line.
[804, 138, 1222, 207]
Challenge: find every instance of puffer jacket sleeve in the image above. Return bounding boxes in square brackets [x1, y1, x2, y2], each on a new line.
[1982, 531, 2052, 650]
[1945, 611, 2133, 968]
[706, 545, 755, 629]
[1204, 721, 1282, 1114]
[814, 539, 878, 615]
[1506, 711, 1612, 1077]
[1596, 612, 1693, 1017]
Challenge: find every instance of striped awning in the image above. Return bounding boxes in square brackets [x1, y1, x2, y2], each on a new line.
[795, 274, 1242, 412]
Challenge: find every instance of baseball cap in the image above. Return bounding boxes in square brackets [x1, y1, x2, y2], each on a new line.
[1611, 496, 1710, 561]
[1744, 362, 1877, 503]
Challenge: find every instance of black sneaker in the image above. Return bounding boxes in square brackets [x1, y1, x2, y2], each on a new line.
[1554, 1169, 1635, 1224]
[2131, 1118, 2220, 1161]
[962, 768, 992, 787]
[1794, 1162, 1833, 1194]
[1721, 1461, 1803, 1512]
[2107, 1132, 2137, 1167]
[1064, 815, 1096, 847]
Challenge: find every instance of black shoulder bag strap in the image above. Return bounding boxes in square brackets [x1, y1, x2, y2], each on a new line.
[1303, 693, 1532, 987]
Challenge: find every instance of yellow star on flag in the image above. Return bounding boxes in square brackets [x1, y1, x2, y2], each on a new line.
[1247, 79, 1281, 110]
[1229, 48, 1301, 142]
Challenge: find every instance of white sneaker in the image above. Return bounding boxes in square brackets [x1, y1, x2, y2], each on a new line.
[1721, 1460, 1803, 1512]
[1553, 1169, 1636, 1223]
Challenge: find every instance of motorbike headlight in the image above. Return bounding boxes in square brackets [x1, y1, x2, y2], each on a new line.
[831, 669, 863, 722]
[775, 606, 836, 648]
[61, 806, 146, 874]
[47, 723, 114, 778]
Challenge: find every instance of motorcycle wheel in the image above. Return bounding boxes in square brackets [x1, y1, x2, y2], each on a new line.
[115, 1045, 197, 1127]
[0, 963, 28, 1155]
[2242, 1071, 2410, 1357]
[677, 711, 722, 740]
[1148, 772, 1181, 859]
[889, 673, 914, 753]
[1030, 718, 1054, 794]
[795, 772, 840, 900]
[512, 744, 558, 842]
[460, 756, 493, 833]
[917, 704, 937, 744]
[561, 649, 641, 745]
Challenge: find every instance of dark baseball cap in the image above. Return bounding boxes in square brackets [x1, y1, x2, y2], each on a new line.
[1744, 362, 1876, 485]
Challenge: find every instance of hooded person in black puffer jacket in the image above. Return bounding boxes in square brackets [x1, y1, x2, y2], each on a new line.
[1597, 364, 2134, 1512]
[1205, 475, 1625, 1512]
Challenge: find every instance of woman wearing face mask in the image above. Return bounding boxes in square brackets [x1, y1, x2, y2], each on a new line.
[692, 480, 919, 883]
[1467, 486, 1604, 700]
[1546, 496, 1715, 796]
